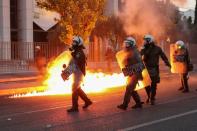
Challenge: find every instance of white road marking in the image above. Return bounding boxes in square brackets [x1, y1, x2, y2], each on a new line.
[0, 105, 71, 119]
[0, 101, 97, 119]
[7, 118, 12, 121]
[119, 109, 197, 131]
[0, 94, 196, 120]
[46, 124, 52, 128]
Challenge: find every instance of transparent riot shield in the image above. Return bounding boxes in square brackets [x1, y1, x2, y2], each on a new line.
[55, 51, 78, 81]
[116, 49, 151, 90]
[61, 59, 78, 81]
[135, 69, 151, 90]
[170, 44, 187, 74]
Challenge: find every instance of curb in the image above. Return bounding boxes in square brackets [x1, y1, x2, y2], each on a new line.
[0, 75, 42, 83]
[0, 76, 39, 83]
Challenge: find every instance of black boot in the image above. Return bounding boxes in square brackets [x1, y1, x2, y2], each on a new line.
[182, 73, 189, 93]
[83, 101, 93, 109]
[67, 107, 79, 112]
[150, 100, 155, 105]
[145, 86, 151, 103]
[150, 83, 157, 105]
[146, 98, 150, 104]
[118, 86, 131, 110]
[131, 91, 142, 109]
[182, 89, 189, 93]
[70, 88, 79, 112]
[178, 87, 184, 91]
[78, 88, 92, 109]
[131, 103, 142, 109]
[117, 104, 128, 110]
[180, 77, 184, 91]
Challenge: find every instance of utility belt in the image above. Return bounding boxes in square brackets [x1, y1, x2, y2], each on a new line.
[122, 63, 145, 76]
[173, 55, 186, 62]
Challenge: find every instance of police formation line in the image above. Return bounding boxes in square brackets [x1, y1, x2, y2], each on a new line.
[61, 35, 193, 112]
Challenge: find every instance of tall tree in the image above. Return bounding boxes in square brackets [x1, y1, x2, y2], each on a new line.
[36, 0, 106, 44]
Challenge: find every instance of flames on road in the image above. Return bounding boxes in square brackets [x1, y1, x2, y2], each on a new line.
[11, 51, 127, 98]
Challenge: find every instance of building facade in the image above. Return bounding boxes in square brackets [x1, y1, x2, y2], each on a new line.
[0, 0, 120, 61]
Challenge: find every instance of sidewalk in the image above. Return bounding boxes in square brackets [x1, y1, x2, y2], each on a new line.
[0, 72, 45, 96]
[0, 72, 40, 83]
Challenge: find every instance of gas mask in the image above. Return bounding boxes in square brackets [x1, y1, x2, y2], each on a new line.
[69, 41, 79, 51]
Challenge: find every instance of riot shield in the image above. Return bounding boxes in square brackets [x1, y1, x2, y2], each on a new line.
[61, 59, 78, 81]
[170, 44, 187, 74]
[135, 69, 151, 90]
[58, 51, 78, 81]
[116, 49, 151, 90]
[116, 49, 134, 70]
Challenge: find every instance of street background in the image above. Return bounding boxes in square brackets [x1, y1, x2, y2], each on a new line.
[0, 43, 196, 131]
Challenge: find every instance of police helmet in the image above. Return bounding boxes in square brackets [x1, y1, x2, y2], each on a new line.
[144, 34, 154, 44]
[175, 40, 185, 49]
[124, 37, 136, 48]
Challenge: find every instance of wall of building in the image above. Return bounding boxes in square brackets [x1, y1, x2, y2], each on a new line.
[0, 0, 11, 60]
[105, 0, 119, 16]
[0, 0, 120, 61]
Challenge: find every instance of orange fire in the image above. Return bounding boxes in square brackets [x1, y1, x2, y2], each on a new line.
[43, 51, 126, 93]
[11, 51, 127, 98]
[11, 51, 150, 98]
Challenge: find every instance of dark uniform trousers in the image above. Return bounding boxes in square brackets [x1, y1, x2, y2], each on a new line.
[122, 74, 141, 106]
[145, 81, 157, 101]
[72, 87, 91, 109]
[72, 71, 91, 109]
[145, 67, 159, 101]
[180, 73, 189, 91]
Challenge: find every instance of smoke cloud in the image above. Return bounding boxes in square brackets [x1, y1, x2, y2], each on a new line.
[118, 0, 188, 42]
[171, 0, 187, 6]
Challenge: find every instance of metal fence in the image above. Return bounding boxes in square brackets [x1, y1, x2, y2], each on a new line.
[0, 41, 196, 74]
[0, 42, 66, 74]
[0, 42, 66, 61]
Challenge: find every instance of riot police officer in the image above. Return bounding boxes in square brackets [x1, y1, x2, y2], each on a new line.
[141, 35, 171, 105]
[174, 41, 192, 93]
[63, 36, 92, 112]
[117, 37, 143, 110]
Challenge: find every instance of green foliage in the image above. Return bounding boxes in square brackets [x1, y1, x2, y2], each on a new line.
[36, 0, 106, 44]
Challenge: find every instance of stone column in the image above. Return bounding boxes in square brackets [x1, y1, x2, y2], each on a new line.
[100, 38, 103, 62]
[18, 0, 34, 60]
[0, 0, 11, 60]
[105, 0, 119, 16]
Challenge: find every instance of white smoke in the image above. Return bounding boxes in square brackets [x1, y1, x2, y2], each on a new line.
[118, 0, 189, 41]
[171, 0, 187, 6]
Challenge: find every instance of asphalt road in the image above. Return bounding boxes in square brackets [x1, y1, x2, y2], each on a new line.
[0, 73, 197, 131]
